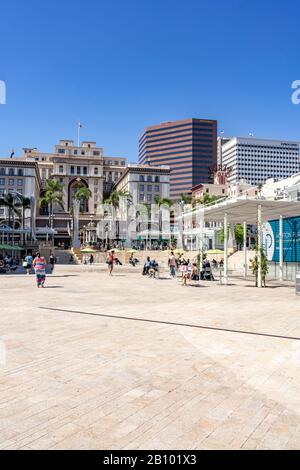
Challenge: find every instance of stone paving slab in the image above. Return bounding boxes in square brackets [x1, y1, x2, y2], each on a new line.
[1, 266, 300, 449]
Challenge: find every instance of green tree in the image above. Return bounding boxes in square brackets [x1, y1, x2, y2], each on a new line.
[251, 248, 269, 287]
[179, 193, 192, 205]
[195, 194, 223, 206]
[0, 193, 22, 243]
[74, 187, 92, 213]
[218, 224, 244, 246]
[154, 196, 173, 241]
[104, 190, 132, 244]
[19, 196, 32, 245]
[104, 190, 132, 210]
[39, 179, 64, 228]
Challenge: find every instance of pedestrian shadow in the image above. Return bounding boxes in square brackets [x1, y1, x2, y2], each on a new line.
[244, 284, 290, 289]
[44, 286, 64, 289]
[50, 275, 79, 278]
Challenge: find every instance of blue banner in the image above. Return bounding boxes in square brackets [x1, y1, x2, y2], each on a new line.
[263, 217, 300, 262]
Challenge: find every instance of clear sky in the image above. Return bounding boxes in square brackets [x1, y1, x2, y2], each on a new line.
[0, 0, 300, 162]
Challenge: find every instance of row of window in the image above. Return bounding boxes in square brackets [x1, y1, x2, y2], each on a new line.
[57, 148, 101, 157]
[58, 166, 100, 176]
[139, 194, 159, 203]
[0, 179, 24, 187]
[139, 185, 160, 192]
[0, 168, 24, 176]
[0, 188, 24, 197]
[139, 175, 160, 183]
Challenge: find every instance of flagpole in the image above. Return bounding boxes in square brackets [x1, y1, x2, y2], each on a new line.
[77, 122, 80, 147]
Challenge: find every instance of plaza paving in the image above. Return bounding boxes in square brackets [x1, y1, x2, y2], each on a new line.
[1, 264, 300, 450]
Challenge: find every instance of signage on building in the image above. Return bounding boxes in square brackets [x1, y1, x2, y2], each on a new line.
[262, 216, 300, 262]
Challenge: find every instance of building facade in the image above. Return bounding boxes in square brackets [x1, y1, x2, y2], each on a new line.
[138, 118, 217, 199]
[0, 158, 41, 244]
[114, 164, 170, 206]
[112, 164, 171, 246]
[20, 140, 126, 246]
[221, 137, 300, 186]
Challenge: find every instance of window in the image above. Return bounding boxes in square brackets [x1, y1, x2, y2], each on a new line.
[140, 185, 144, 192]
[147, 176, 152, 182]
[139, 194, 145, 202]
[74, 150, 78, 155]
[147, 194, 152, 203]
[147, 185, 152, 192]
[58, 149, 65, 154]
[155, 176, 160, 183]
[139, 175, 145, 182]
[94, 168, 99, 175]
[71, 166, 75, 175]
[0, 168, 5, 175]
[0, 179, 4, 186]
[93, 151, 100, 156]
[81, 151, 85, 156]
[155, 185, 160, 193]
[77, 167, 81, 175]
[9, 169, 14, 176]
[17, 179, 23, 187]
[59, 166, 64, 174]
[18, 169, 24, 176]
[9, 179, 14, 186]
[83, 167, 88, 175]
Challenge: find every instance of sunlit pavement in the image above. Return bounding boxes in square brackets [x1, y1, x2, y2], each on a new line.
[1, 265, 300, 450]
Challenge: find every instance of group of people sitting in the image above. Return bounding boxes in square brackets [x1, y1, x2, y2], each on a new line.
[169, 252, 215, 286]
[142, 257, 159, 278]
[0, 254, 19, 274]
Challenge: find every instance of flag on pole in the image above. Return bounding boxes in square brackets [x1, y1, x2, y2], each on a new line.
[77, 122, 83, 147]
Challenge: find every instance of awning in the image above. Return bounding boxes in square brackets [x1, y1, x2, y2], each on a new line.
[201, 198, 300, 224]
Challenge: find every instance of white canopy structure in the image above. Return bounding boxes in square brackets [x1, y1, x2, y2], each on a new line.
[188, 196, 300, 287]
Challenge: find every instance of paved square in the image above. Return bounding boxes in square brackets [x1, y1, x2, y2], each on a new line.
[1, 265, 300, 450]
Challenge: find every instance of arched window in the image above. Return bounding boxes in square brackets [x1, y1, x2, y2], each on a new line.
[0, 168, 5, 176]
[139, 175, 145, 182]
[147, 176, 152, 182]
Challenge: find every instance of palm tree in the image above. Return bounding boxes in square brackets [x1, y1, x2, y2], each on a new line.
[178, 194, 192, 249]
[179, 193, 192, 205]
[19, 196, 31, 245]
[39, 179, 64, 228]
[104, 190, 132, 245]
[104, 190, 132, 209]
[74, 187, 92, 213]
[0, 193, 22, 244]
[154, 196, 173, 242]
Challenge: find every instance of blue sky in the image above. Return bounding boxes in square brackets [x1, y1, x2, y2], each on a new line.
[0, 0, 300, 162]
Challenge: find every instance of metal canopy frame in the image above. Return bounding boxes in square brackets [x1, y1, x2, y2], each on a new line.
[199, 197, 300, 287]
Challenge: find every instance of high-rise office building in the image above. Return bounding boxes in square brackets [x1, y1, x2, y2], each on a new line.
[138, 118, 217, 198]
[221, 137, 300, 185]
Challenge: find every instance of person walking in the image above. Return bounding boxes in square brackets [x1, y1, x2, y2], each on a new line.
[168, 251, 177, 279]
[33, 252, 47, 288]
[106, 250, 115, 276]
[49, 253, 55, 273]
[23, 253, 33, 275]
